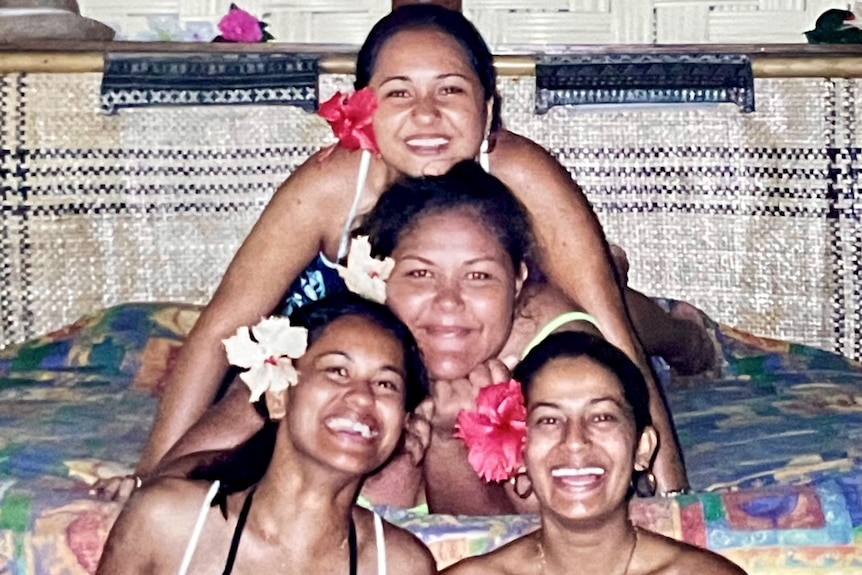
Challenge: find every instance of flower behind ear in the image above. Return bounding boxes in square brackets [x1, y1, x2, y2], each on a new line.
[335, 236, 394, 303]
[222, 317, 308, 402]
[455, 380, 526, 482]
[318, 88, 379, 154]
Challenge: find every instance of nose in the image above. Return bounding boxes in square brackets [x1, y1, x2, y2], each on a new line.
[411, 93, 440, 122]
[563, 418, 590, 449]
[346, 380, 374, 407]
[432, 279, 464, 311]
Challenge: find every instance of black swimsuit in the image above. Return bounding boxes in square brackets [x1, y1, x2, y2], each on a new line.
[221, 487, 358, 575]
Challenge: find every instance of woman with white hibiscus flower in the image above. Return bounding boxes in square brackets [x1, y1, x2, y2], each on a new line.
[97, 294, 435, 575]
[135, 3, 695, 496]
[150, 161, 601, 517]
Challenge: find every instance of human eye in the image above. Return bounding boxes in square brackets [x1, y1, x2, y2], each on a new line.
[466, 271, 491, 281]
[406, 268, 430, 279]
[375, 377, 403, 394]
[385, 88, 409, 98]
[440, 84, 465, 95]
[320, 363, 349, 382]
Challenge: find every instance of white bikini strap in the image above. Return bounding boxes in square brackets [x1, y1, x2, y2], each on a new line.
[374, 512, 387, 575]
[337, 150, 372, 261]
[177, 480, 221, 575]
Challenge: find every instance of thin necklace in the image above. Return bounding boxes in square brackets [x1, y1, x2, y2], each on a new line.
[536, 525, 639, 575]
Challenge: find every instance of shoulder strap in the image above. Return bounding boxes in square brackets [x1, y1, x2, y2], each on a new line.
[177, 480, 221, 575]
[373, 512, 386, 575]
[220, 486, 257, 575]
[521, 312, 602, 360]
[337, 151, 372, 260]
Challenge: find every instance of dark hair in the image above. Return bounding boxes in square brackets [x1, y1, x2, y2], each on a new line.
[190, 294, 428, 505]
[361, 160, 538, 279]
[290, 293, 428, 412]
[513, 332, 652, 435]
[355, 4, 503, 136]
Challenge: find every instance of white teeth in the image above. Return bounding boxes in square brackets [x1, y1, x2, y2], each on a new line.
[327, 417, 376, 439]
[407, 138, 448, 147]
[551, 467, 605, 477]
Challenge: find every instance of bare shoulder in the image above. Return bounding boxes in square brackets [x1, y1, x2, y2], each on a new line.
[355, 508, 437, 574]
[98, 478, 211, 574]
[441, 535, 532, 575]
[638, 530, 748, 575]
[490, 131, 571, 184]
[488, 130, 585, 208]
[271, 147, 372, 213]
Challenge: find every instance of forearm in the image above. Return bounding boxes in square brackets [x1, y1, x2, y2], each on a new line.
[135, 326, 231, 475]
[154, 382, 264, 476]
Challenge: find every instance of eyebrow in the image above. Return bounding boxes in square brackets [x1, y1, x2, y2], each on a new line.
[528, 396, 629, 412]
[314, 351, 406, 378]
[378, 72, 471, 85]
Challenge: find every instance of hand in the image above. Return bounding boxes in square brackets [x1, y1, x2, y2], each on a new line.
[90, 474, 142, 502]
[429, 359, 511, 435]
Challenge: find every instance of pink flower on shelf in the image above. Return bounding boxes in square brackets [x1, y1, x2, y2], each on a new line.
[317, 88, 379, 154]
[455, 379, 527, 483]
[216, 3, 273, 43]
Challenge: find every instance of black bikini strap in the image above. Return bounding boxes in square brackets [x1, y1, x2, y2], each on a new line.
[221, 488, 357, 575]
[348, 516, 358, 575]
[221, 486, 257, 575]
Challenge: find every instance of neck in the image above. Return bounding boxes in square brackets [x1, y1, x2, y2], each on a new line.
[248, 428, 361, 540]
[537, 509, 638, 575]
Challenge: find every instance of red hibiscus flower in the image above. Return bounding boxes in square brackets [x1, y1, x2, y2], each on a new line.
[455, 379, 527, 482]
[317, 88, 379, 154]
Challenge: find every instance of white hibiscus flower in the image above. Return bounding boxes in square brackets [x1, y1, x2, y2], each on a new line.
[222, 316, 308, 402]
[336, 236, 394, 304]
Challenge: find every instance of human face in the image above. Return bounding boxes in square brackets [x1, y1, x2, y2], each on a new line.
[286, 315, 407, 476]
[523, 356, 655, 524]
[386, 209, 524, 380]
[369, 28, 489, 177]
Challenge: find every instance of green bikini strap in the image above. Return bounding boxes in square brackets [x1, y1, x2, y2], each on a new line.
[520, 311, 602, 360]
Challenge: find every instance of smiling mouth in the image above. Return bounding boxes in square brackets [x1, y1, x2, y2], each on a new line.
[405, 137, 450, 153]
[325, 417, 378, 439]
[551, 467, 606, 487]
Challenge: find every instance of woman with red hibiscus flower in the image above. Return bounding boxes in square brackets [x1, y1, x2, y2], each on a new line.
[443, 332, 746, 575]
[129, 3, 693, 499]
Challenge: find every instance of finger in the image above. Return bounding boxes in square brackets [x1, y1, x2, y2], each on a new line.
[467, 364, 494, 389]
[117, 478, 137, 501]
[500, 354, 519, 371]
[485, 358, 511, 384]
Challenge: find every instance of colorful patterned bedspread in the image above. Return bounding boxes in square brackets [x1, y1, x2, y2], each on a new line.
[1, 302, 860, 574]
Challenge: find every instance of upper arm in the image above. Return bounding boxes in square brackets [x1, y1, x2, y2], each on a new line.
[202, 152, 354, 331]
[97, 486, 174, 574]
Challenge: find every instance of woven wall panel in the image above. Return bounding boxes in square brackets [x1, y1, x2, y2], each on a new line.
[1, 72, 860, 361]
[76, 0, 856, 44]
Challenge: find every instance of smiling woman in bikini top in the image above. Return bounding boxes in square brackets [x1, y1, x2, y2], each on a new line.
[97, 295, 436, 575]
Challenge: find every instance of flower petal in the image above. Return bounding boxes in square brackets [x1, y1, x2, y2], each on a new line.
[222, 326, 261, 369]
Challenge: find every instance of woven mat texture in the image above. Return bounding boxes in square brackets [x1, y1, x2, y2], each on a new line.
[1, 73, 859, 360]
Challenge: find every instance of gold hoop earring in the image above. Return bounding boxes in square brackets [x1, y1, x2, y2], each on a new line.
[511, 471, 533, 499]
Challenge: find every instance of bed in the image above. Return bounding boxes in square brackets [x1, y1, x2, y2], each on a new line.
[1, 300, 859, 574]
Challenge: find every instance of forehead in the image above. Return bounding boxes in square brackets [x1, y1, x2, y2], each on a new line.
[527, 356, 627, 405]
[397, 209, 505, 254]
[373, 27, 477, 78]
[306, 315, 403, 365]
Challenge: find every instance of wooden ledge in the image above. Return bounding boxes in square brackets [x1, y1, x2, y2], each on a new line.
[1, 42, 861, 78]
